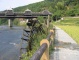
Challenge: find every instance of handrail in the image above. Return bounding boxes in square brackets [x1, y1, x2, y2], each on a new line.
[30, 29, 54, 60]
[30, 43, 47, 60]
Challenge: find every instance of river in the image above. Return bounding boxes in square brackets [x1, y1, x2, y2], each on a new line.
[0, 25, 24, 60]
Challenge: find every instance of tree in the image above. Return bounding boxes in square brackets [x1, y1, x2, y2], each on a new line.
[65, 9, 76, 16]
[53, 10, 62, 21]
[56, 2, 65, 10]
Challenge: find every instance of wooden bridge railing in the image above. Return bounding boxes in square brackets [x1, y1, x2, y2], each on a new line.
[30, 28, 55, 60]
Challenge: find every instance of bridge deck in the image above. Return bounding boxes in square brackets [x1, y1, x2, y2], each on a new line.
[0, 16, 38, 18]
[50, 27, 79, 60]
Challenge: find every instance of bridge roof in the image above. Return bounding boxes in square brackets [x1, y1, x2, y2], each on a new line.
[0, 9, 52, 18]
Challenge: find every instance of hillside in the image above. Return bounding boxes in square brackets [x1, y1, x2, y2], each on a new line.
[13, 1, 52, 12]
[14, 0, 79, 17]
[13, 0, 79, 21]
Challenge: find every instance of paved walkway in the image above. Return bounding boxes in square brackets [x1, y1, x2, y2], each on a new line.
[50, 27, 79, 60]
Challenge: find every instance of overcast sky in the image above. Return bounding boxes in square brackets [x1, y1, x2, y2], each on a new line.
[0, 0, 44, 11]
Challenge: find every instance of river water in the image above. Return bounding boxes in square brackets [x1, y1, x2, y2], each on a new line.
[0, 25, 24, 60]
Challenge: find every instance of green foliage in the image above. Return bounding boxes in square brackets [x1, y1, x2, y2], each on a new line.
[65, 8, 79, 16]
[37, 16, 44, 23]
[66, 9, 75, 16]
[14, 1, 51, 12]
[0, 18, 8, 25]
[53, 10, 62, 21]
[56, 2, 64, 10]
[13, 19, 19, 25]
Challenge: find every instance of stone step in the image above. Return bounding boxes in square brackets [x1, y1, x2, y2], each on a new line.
[21, 37, 29, 41]
[23, 29, 31, 32]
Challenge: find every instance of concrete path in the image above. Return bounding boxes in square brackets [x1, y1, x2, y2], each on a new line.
[50, 27, 79, 60]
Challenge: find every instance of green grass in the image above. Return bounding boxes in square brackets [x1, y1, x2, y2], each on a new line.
[54, 17, 79, 44]
[54, 17, 79, 26]
[58, 25, 79, 44]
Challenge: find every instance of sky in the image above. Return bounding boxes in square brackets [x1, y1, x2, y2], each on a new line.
[0, 0, 44, 11]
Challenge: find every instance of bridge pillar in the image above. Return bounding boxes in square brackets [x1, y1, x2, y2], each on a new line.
[8, 19, 13, 27]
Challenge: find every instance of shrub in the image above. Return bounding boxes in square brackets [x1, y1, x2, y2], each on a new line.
[53, 10, 62, 21]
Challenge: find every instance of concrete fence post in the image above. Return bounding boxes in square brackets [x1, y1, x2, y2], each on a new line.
[40, 39, 49, 60]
